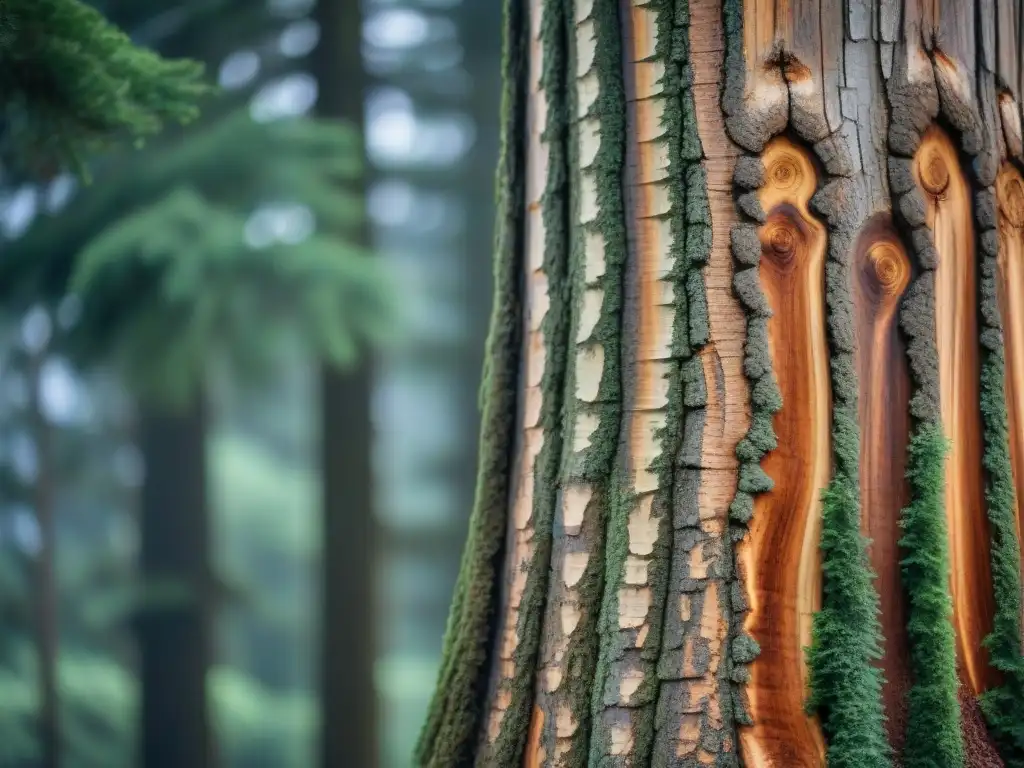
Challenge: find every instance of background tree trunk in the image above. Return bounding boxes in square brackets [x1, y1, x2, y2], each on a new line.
[419, 0, 1024, 766]
[312, 0, 378, 766]
[137, 399, 213, 768]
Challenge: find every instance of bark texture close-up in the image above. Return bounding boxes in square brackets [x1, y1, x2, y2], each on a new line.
[417, 0, 1024, 765]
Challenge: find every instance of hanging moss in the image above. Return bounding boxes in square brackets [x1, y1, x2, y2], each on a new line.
[413, 1, 527, 763]
[900, 424, 964, 768]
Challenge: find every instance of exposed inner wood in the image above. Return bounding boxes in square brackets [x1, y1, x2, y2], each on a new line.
[852, 218, 913, 755]
[915, 125, 1000, 697]
[737, 137, 828, 767]
[996, 163, 1024, 629]
[486, 0, 551, 742]
[739, 0, 787, 128]
[524, 705, 544, 767]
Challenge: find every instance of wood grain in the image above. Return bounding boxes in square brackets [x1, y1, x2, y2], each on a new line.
[736, 137, 828, 768]
[915, 125, 1000, 697]
[996, 162, 1024, 624]
[852, 217, 913, 755]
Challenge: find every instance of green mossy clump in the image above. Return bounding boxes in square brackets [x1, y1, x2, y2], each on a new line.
[899, 425, 964, 768]
[806, 475, 891, 768]
[414, 2, 527, 763]
[976, 214, 1024, 764]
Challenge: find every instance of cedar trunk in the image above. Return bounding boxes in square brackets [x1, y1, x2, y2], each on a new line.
[418, 0, 1024, 766]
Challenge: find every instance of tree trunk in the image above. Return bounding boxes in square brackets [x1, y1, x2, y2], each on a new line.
[137, 399, 213, 768]
[416, 0, 1024, 766]
[312, 0, 378, 766]
[28, 347, 58, 768]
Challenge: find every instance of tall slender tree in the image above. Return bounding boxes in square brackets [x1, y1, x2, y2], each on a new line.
[311, 0, 377, 765]
[136, 396, 213, 768]
[418, 1, 1024, 766]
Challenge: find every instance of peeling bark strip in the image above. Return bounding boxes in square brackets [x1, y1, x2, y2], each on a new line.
[484, 0, 573, 762]
[649, 0, 736, 764]
[414, 1, 528, 763]
[587, 0, 686, 761]
[527, 0, 629, 763]
[914, 126, 1000, 699]
[852, 218, 913, 752]
[733, 138, 828, 768]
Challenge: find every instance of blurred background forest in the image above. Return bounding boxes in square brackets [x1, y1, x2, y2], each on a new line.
[0, 0, 500, 765]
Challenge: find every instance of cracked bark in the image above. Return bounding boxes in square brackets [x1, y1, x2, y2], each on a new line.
[417, 1, 1024, 765]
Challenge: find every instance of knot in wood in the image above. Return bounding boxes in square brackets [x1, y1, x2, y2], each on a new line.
[769, 225, 795, 256]
[763, 221, 799, 267]
[920, 148, 950, 196]
[868, 243, 908, 295]
[768, 154, 802, 192]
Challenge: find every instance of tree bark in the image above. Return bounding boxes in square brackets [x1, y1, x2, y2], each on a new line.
[137, 399, 213, 768]
[312, 1, 378, 766]
[418, 0, 1024, 766]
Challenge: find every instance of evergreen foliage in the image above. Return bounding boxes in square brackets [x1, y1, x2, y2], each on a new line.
[0, 112, 389, 407]
[69, 185, 389, 406]
[899, 424, 964, 768]
[806, 473, 891, 768]
[0, 0, 208, 172]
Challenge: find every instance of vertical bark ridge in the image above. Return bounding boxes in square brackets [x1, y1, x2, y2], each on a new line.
[996, 165, 1024, 613]
[974, 164, 1024, 761]
[484, 0, 574, 761]
[526, 0, 629, 762]
[685, 1, 754, 765]
[649, 0, 738, 764]
[586, 0, 695, 762]
[414, 1, 528, 763]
